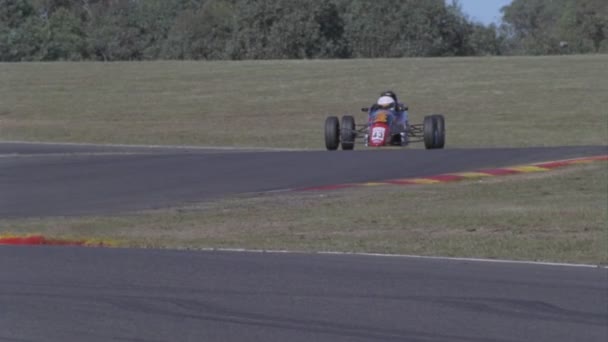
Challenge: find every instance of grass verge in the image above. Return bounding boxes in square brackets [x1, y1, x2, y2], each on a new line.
[1, 55, 607, 148]
[1, 162, 606, 264]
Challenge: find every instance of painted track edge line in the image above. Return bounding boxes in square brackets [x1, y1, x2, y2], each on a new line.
[0, 152, 148, 159]
[2, 235, 603, 268]
[190, 248, 607, 269]
[0, 140, 312, 152]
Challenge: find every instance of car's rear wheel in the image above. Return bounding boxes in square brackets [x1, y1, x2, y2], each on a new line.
[325, 116, 340, 151]
[340, 115, 356, 150]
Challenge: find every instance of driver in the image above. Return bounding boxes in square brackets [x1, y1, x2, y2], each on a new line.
[369, 90, 408, 129]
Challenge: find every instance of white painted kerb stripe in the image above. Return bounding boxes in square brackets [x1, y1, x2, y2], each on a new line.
[192, 248, 607, 269]
[0, 140, 311, 152]
[0, 152, 143, 158]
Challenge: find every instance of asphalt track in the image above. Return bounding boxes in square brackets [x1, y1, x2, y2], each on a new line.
[0, 142, 606, 218]
[1, 247, 606, 342]
[2, 142, 608, 342]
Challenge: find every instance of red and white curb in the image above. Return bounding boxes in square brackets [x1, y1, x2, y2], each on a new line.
[0, 235, 116, 247]
[300, 155, 608, 191]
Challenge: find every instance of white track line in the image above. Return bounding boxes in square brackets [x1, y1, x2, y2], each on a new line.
[0, 152, 147, 158]
[192, 248, 607, 269]
[0, 140, 312, 152]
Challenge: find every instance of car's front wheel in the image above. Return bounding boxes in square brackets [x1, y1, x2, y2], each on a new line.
[431, 114, 445, 149]
[423, 115, 446, 149]
[340, 115, 356, 150]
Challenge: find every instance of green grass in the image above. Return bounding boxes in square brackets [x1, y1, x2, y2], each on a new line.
[1, 56, 606, 263]
[1, 55, 607, 148]
[2, 162, 606, 264]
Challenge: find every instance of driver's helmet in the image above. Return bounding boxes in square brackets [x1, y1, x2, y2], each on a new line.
[377, 96, 396, 110]
[380, 90, 398, 102]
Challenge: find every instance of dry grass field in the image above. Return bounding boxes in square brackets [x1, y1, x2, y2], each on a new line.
[1, 56, 606, 263]
[1, 55, 607, 148]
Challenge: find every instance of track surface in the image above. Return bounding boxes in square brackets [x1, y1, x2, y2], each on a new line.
[2, 142, 608, 342]
[1, 142, 606, 218]
[1, 247, 606, 342]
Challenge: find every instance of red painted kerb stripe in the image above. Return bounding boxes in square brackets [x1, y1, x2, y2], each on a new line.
[297, 154, 608, 192]
[0, 236, 108, 247]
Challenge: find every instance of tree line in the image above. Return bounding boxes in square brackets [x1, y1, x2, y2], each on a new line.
[0, 0, 606, 62]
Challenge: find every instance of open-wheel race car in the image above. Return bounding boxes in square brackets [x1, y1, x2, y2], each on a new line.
[324, 107, 446, 150]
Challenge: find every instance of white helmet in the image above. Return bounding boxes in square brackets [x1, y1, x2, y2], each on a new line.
[377, 96, 395, 109]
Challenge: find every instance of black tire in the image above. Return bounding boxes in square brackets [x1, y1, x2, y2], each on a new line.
[340, 115, 356, 150]
[423, 115, 437, 149]
[325, 116, 340, 151]
[432, 114, 446, 149]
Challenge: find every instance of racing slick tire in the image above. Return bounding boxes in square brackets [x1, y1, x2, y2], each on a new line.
[340, 115, 356, 150]
[325, 116, 340, 151]
[423, 115, 440, 149]
[431, 114, 446, 149]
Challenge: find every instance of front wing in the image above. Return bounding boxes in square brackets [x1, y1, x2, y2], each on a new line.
[342, 123, 425, 145]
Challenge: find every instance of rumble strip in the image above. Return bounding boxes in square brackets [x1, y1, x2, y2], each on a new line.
[299, 155, 608, 191]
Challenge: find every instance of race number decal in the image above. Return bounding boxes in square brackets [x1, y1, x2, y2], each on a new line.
[371, 126, 386, 144]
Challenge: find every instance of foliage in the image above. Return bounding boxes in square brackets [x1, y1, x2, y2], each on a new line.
[0, 0, 606, 61]
[501, 0, 608, 54]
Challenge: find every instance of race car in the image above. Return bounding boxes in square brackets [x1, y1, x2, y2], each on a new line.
[324, 106, 446, 150]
